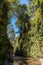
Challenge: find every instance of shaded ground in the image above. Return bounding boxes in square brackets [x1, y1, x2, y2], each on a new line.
[13, 56, 41, 65]
[3, 56, 43, 65]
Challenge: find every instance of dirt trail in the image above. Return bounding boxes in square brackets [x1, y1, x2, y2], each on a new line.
[4, 56, 43, 65]
[13, 56, 42, 65]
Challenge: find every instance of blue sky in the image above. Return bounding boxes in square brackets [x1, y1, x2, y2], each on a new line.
[10, 0, 29, 37]
[20, 0, 29, 5]
[10, 16, 20, 37]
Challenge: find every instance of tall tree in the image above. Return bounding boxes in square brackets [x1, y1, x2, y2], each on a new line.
[0, 0, 19, 64]
[28, 0, 43, 57]
[15, 4, 31, 57]
[15, 0, 43, 57]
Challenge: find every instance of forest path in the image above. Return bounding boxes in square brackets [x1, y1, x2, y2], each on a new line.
[3, 56, 43, 65]
[13, 56, 43, 65]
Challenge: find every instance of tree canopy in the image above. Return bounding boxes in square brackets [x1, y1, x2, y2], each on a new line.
[0, 0, 43, 65]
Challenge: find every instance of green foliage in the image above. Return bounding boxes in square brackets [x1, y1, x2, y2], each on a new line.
[0, 0, 19, 64]
[30, 43, 39, 57]
[15, 4, 31, 57]
[0, 0, 43, 63]
[15, 0, 43, 57]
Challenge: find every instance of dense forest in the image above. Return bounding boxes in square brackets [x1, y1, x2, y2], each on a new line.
[0, 0, 43, 65]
